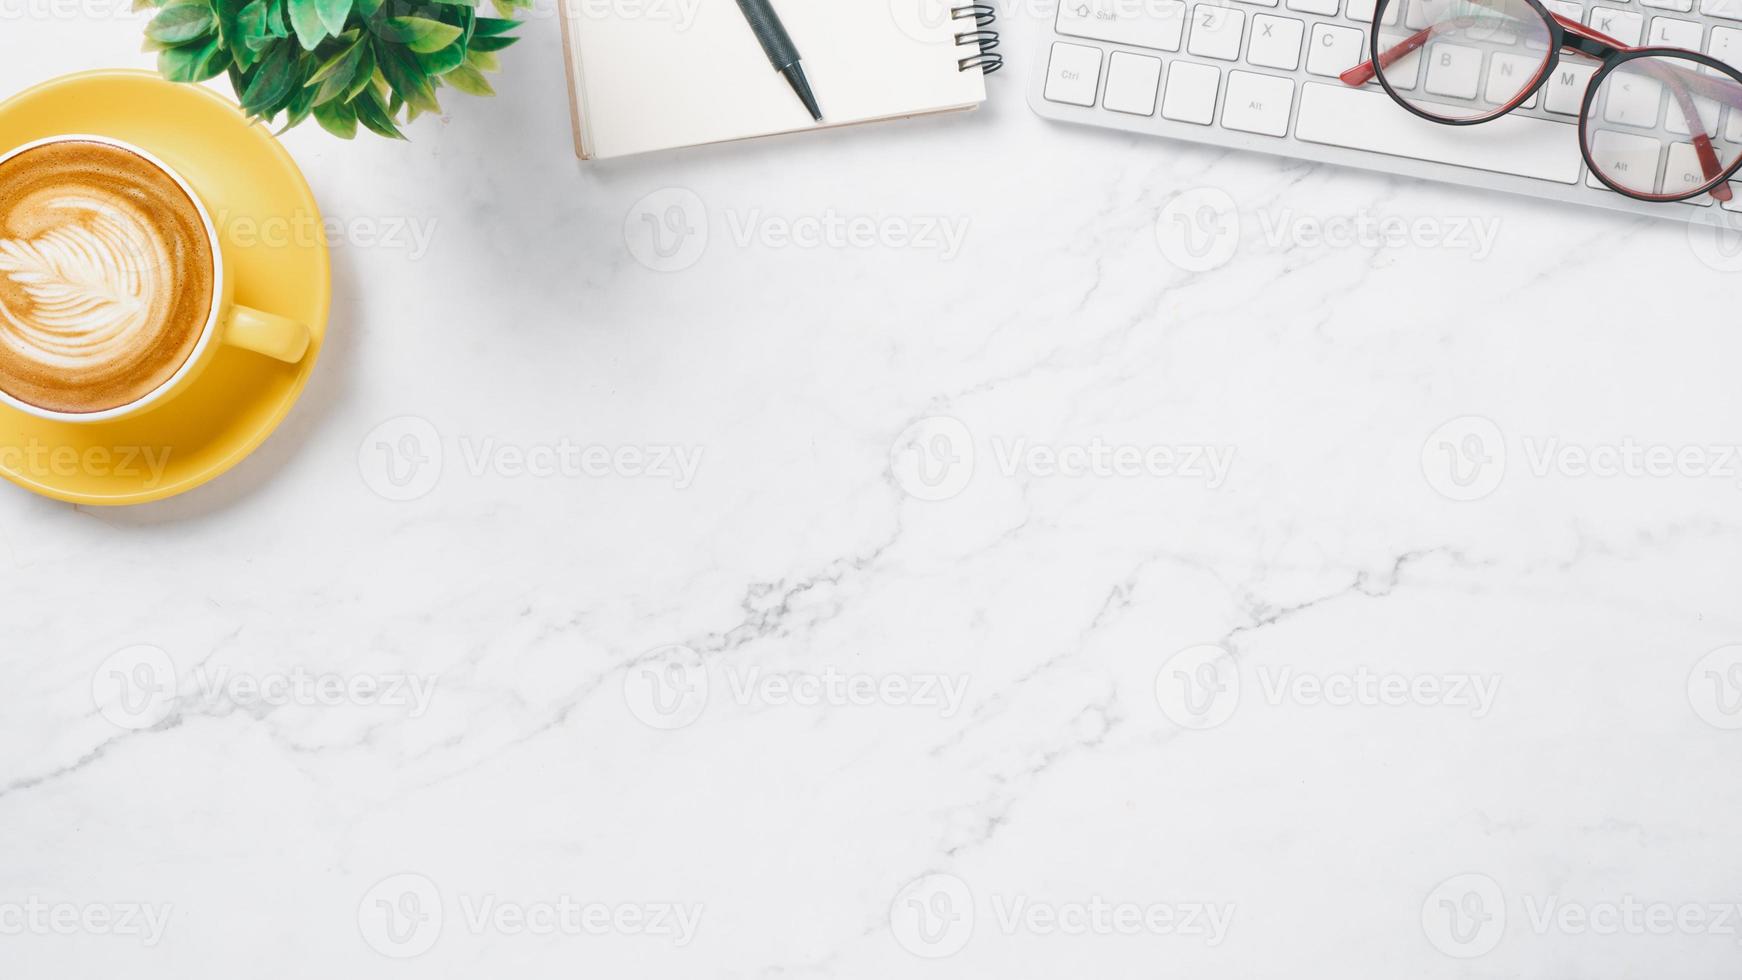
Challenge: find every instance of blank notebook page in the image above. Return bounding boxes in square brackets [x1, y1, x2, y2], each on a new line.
[562, 0, 988, 158]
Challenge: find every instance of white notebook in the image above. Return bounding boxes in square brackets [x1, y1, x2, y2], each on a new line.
[557, 0, 999, 159]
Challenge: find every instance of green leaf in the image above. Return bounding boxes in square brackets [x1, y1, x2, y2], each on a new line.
[267, 0, 288, 33]
[279, 81, 319, 131]
[314, 97, 358, 137]
[415, 39, 465, 75]
[158, 37, 226, 81]
[351, 89, 406, 138]
[305, 30, 360, 83]
[466, 32, 516, 51]
[308, 34, 368, 103]
[214, 0, 251, 54]
[314, 0, 352, 36]
[372, 35, 440, 111]
[471, 15, 516, 34]
[354, 0, 383, 17]
[441, 63, 492, 95]
[286, 0, 327, 48]
[241, 40, 298, 114]
[345, 41, 377, 99]
[236, 0, 271, 51]
[146, 3, 214, 43]
[463, 47, 497, 71]
[383, 15, 461, 52]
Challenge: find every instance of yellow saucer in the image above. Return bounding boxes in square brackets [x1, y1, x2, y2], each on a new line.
[0, 70, 330, 506]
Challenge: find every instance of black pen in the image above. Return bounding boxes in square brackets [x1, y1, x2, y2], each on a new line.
[732, 0, 823, 121]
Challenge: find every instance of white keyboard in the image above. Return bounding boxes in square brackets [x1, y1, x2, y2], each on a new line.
[1027, 0, 1742, 220]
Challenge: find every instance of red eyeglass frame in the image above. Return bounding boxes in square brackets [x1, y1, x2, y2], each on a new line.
[1338, 0, 1742, 203]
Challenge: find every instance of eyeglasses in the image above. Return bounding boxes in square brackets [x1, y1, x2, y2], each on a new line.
[1340, 0, 1742, 203]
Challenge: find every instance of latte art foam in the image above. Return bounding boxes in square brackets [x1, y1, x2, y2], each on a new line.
[0, 139, 214, 414]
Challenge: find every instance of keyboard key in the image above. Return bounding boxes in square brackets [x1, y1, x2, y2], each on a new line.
[1600, 70, 1664, 128]
[1248, 13, 1305, 68]
[1104, 51, 1164, 114]
[1161, 60, 1222, 122]
[1584, 130, 1663, 189]
[1234, 0, 1278, 8]
[1294, 81, 1584, 181]
[1221, 70, 1296, 134]
[1306, 22, 1366, 75]
[1486, 52, 1543, 107]
[1424, 42, 1483, 99]
[1642, 0, 1693, 11]
[1403, 0, 1455, 29]
[1709, 25, 1742, 68]
[1543, 0, 1582, 17]
[1056, 0, 1187, 51]
[1648, 15, 1703, 46]
[1663, 141, 1719, 196]
[1189, 4, 1247, 59]
[1044, 42, 1103, 105]
[1542, 62, 1597, 114]
[1703, 0, 1742, 19]
[1586, 6, 1644, 42]
[1344, 0, 1399, 22]
[1287, 0, 1339, 14]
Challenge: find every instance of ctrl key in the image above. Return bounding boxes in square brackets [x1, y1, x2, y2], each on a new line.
[1045, 42, 1104, 106]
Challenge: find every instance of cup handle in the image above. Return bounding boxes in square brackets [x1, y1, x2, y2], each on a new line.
[222, 305, 311, 363]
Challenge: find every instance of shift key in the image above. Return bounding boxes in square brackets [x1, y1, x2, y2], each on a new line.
[1294, 83, 1582, 183]
[1056, 0, 1187, 51]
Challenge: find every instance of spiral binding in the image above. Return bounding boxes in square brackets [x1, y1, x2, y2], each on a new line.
[952, 3, 1003, 74]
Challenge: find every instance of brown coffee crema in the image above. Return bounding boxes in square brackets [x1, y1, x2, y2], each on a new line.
[0, 139, 215, 414]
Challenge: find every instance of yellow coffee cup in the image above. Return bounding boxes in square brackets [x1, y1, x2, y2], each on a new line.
[0, 134, 310, 424]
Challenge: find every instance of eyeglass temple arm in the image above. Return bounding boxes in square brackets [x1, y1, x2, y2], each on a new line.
[1341, 11, 1737, 199]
